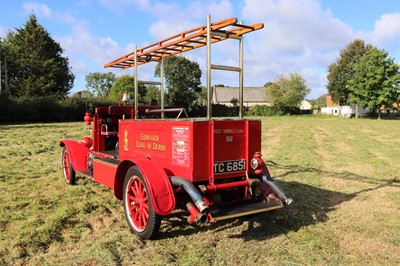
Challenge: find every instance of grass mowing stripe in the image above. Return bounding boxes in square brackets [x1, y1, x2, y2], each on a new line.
[0, 117, 399, 265]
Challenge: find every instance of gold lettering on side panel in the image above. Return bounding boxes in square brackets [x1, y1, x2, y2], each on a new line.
[124, 130, 129, 151]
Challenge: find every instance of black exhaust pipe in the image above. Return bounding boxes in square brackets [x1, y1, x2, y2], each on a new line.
[170, 176, 209, 212]
[261, 174, 293, 205]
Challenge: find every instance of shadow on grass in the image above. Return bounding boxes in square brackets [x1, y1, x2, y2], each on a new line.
[158, 161, 398, 241]
[159, 181, 352, 241]
[267, 160, 399, 186]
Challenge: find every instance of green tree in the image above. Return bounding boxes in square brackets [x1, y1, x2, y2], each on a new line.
[347, 47, 400, 119]
[327, 39, 372, 105]
[72, 90, 94, 98]
[154, 55, 201, 109]
[264, 81, 273, 88]
[266, 73, 310, 113]
[142, 85, 161, 105]
[1, 15, 74, 98]
[309, 93, 327, 110]
[107, 75, 146, 102]
[85, 72, 116, 98]
[230, 97, 239, 107]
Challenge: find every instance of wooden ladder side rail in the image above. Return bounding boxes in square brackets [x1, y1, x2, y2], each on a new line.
[104, 17, 263, 69]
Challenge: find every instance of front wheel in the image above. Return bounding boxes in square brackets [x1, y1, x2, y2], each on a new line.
[123, 166, 161, 239]
[62, 147, 76, 185]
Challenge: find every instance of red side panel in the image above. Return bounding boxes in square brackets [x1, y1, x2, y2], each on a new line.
[247, 120, 262, 159]
[134, 159, 176, 215]
[59, 140, 90, 172]
[118, 119, 261, 183]
[93, 159, 117, 189]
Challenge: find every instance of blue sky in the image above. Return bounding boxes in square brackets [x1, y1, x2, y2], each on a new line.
[1, 0, 399, 98]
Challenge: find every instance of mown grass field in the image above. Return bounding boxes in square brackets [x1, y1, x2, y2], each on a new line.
[0, 116, 399, 265]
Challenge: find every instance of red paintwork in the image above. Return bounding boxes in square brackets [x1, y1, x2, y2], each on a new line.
[118, 119, 261, 183]
[84, 112, 92, 125]
[253, 152, 271, 176]
[92, 158, 117, 189]
[133, 159, 176, 215]
[61, 105, 264, 217]
[59, 140, 91, 172]
[125, 175, 149, 230]
[91, 105, 163, 151]
[205, 179, 250, 192]
[80, 136, 93, 148]
[186, 202, 206, 224]
[62, 149, 72, 182]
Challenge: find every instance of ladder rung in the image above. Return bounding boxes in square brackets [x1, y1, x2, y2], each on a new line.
[137, 80, 162, 85]
[211, 30, 228, 37]
[211, 30, 241, 40]
[211, 64, 241, 72]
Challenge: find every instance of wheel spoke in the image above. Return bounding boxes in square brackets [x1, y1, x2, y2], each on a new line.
[133, 179, 140, 195]
[140, 211, 148, 228]
[128, 195, 136, 201]
[142, 206, 149, 218]
[132, 209, 139, 222]
[63, 152, 70, 180]
[124, 171, 158, 236]
[137, 180, 144, 197]
[129, 205, 138, 213]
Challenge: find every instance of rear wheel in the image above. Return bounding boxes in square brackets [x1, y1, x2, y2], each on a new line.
[123, 166, 161, 239]
[62, 147, 76, 185]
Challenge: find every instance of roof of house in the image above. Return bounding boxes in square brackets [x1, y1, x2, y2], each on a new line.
[213, 87, 269, 103]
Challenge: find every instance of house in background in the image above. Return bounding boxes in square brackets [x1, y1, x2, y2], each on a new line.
[212, 86, 312, 111]
[321, 95, 368, 118]
[212, 87, 271, 107]
[300, 100, 312, 111]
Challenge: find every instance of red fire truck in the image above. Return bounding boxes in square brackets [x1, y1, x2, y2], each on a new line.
[60, 16, 292, 239]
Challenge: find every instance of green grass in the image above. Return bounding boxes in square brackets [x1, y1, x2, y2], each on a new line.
[1, 116, 399, 265]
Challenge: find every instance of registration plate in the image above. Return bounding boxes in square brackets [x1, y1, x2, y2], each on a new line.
[214, 159, 246, 174]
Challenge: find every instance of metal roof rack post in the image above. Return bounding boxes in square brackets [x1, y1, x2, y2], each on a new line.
[207, 15, 212, 119]
[239, 22, 244, 119]
[160, 58, 165, 119]
[134, 45, 139, 119]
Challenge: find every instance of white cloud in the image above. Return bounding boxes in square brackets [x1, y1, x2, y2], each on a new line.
[22, 2, 77, 25]
[20, 2, 136, 88]
[99, 0, 176, 16]
[16, 0, 399, 98]
[59, 26, 123, 70]
[370, 13, 400, 44]
[237, 0, 354, 97]
[357, 13, 400, 57]
[186, 0, 234, 20]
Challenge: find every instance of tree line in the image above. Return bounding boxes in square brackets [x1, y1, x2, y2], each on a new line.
[2, 14, 398, 122]
[0, 14, 310, 119]
[327, 39, 400, 119]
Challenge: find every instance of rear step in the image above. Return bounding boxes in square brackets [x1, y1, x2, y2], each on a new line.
[209, 198, 284, 221]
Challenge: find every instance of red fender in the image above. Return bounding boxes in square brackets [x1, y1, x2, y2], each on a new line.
[59, 140, 91, 172]
[133, 159, 176, 216]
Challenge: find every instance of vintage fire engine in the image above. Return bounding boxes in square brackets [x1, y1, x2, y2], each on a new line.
[60, 16, 292, 239]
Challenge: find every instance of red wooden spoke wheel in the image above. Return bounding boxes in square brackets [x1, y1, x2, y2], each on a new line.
[62, 148, 76, 185]
[123, 166, 160, 239]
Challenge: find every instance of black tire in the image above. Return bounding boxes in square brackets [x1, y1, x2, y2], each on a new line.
[62, 147, 76, 185]
[123, 166, 161, 239]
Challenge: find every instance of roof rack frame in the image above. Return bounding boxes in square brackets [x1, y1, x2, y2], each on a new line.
[105, 15, 263, 119]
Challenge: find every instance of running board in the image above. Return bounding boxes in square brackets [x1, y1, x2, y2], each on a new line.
[209, 198, 284, 221]
[77, 170, 93, 179]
